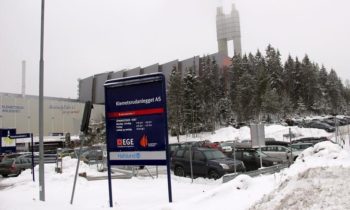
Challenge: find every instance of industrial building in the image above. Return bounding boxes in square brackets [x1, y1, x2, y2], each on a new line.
[0, 92, 104, 137]
[78, 4, 241, 104]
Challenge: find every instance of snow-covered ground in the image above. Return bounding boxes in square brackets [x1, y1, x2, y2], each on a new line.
[1, 125, 350, 210]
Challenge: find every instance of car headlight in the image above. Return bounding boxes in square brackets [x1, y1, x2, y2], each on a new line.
[219, 163, 229, 170]
[273, 162, 278, 164]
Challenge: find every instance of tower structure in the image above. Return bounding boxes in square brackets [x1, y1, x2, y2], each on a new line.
[216, 4, 242, 56]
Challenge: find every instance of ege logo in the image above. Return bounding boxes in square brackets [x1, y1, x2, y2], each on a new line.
[116, 138, 134, 147]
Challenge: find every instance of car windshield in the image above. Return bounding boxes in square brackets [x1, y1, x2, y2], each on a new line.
[221, 142, 233, 147]
[203, 150, 226, 160]
[1, 159, 14, 164]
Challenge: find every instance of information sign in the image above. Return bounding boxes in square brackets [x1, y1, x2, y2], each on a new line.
[104, 73, 172, 207]
[104, 73, 169, 165]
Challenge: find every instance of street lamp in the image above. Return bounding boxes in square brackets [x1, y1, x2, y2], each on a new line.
[38, 0, 46, 201]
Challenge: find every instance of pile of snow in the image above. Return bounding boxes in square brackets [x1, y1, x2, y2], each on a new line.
[169, 124, 332, 144]
[251, 166, 350, 210]
[298, 141, 348, 160]
[250, 141, 350, 210]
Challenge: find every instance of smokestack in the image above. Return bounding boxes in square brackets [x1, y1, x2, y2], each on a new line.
[22, 60, 26, 97]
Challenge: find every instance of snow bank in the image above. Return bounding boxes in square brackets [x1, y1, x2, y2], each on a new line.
[169, 124, 332, 144]
[250, 166, 350, 210]
[250, 141, 350, 210]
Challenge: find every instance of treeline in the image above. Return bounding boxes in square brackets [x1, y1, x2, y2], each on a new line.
[167, 45, 350, 136]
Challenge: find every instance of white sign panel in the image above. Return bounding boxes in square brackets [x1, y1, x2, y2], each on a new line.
[109, 151, 166, 161]
[1, 137, 16, 147]
[250, 124, 265, 148]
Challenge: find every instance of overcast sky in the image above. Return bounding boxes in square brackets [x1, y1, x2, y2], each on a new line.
[0, 0, 349, 99]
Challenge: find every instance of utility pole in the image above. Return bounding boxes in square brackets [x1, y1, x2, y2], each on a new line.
[38, 0, 46, 201]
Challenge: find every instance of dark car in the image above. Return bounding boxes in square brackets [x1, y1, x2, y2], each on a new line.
[0, 156, 32, 177]
[291, 136, 331, 145]
[168, 143, 185, 157]
[171, 147, 245, 179]
[304, 121, 335, 132]
[233, 148, 285, 171]
[265, 140, 290, 147]
[291, 142, 313, 151]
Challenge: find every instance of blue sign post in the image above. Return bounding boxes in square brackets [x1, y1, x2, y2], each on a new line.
[104, 73, 172, 207]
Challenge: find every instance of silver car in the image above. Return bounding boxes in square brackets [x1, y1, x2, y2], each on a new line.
[260, 145, 300, 162]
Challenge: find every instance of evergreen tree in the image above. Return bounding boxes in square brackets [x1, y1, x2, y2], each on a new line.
[265, 45, 284, 94]
[282, 55, 296, 113]
[254, 50, 268, 118]
[326, 69, 345, 113]
[183, 67, 202, 134]
[167, 67, 184, 141]
[300, 55, 319, 112]
[261, 85, 281, 119]
[229, 54, 244, 120]
[318, 65, 331, 113]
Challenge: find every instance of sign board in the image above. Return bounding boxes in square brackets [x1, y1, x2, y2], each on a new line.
[104, 73, 169, 165]
[104, 73, 172, 207]
[0, 129, 17, 153]
[250, 124, 265, 147]
[9, 133, 31, 139]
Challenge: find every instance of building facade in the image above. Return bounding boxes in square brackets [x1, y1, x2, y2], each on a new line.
[78, 53, 231, 104]
[0, 92, 104, 136]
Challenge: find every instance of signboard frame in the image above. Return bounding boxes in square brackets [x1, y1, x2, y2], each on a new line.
[104, 73, 172, 207]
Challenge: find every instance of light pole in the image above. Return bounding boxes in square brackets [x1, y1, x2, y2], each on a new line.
[38, 0, 46, 201]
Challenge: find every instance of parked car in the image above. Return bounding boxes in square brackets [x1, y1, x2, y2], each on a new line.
[168, 143, 185, 157]
[70, 147, 90, 159]
[57, 148, 74, 158]
[291, 137, 330, 145]
[1, 152, 31, 162]
[171, 147, 245, 179]
[304, 121, 335, 132]
[81, 149, 103, 164]
[260, 145, 300, 161]
[0, 156, 32, 177]
[217, 142, 234, 155]
[181, 140, 220, 149]
[291, 142, 313, 151]
[265, 140, 290, 147]
[233, 147, 285, 171]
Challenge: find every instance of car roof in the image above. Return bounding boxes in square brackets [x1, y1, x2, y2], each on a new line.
[177, 147, 217, 151]
[291, 142, 313, 145]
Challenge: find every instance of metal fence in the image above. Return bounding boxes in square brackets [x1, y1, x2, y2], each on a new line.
[222, 163, 289, 183]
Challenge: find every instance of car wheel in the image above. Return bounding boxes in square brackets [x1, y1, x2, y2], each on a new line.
[208, 170, 220, 180]
[174, 166, 185, 177]
[2, 174, 8, 178]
